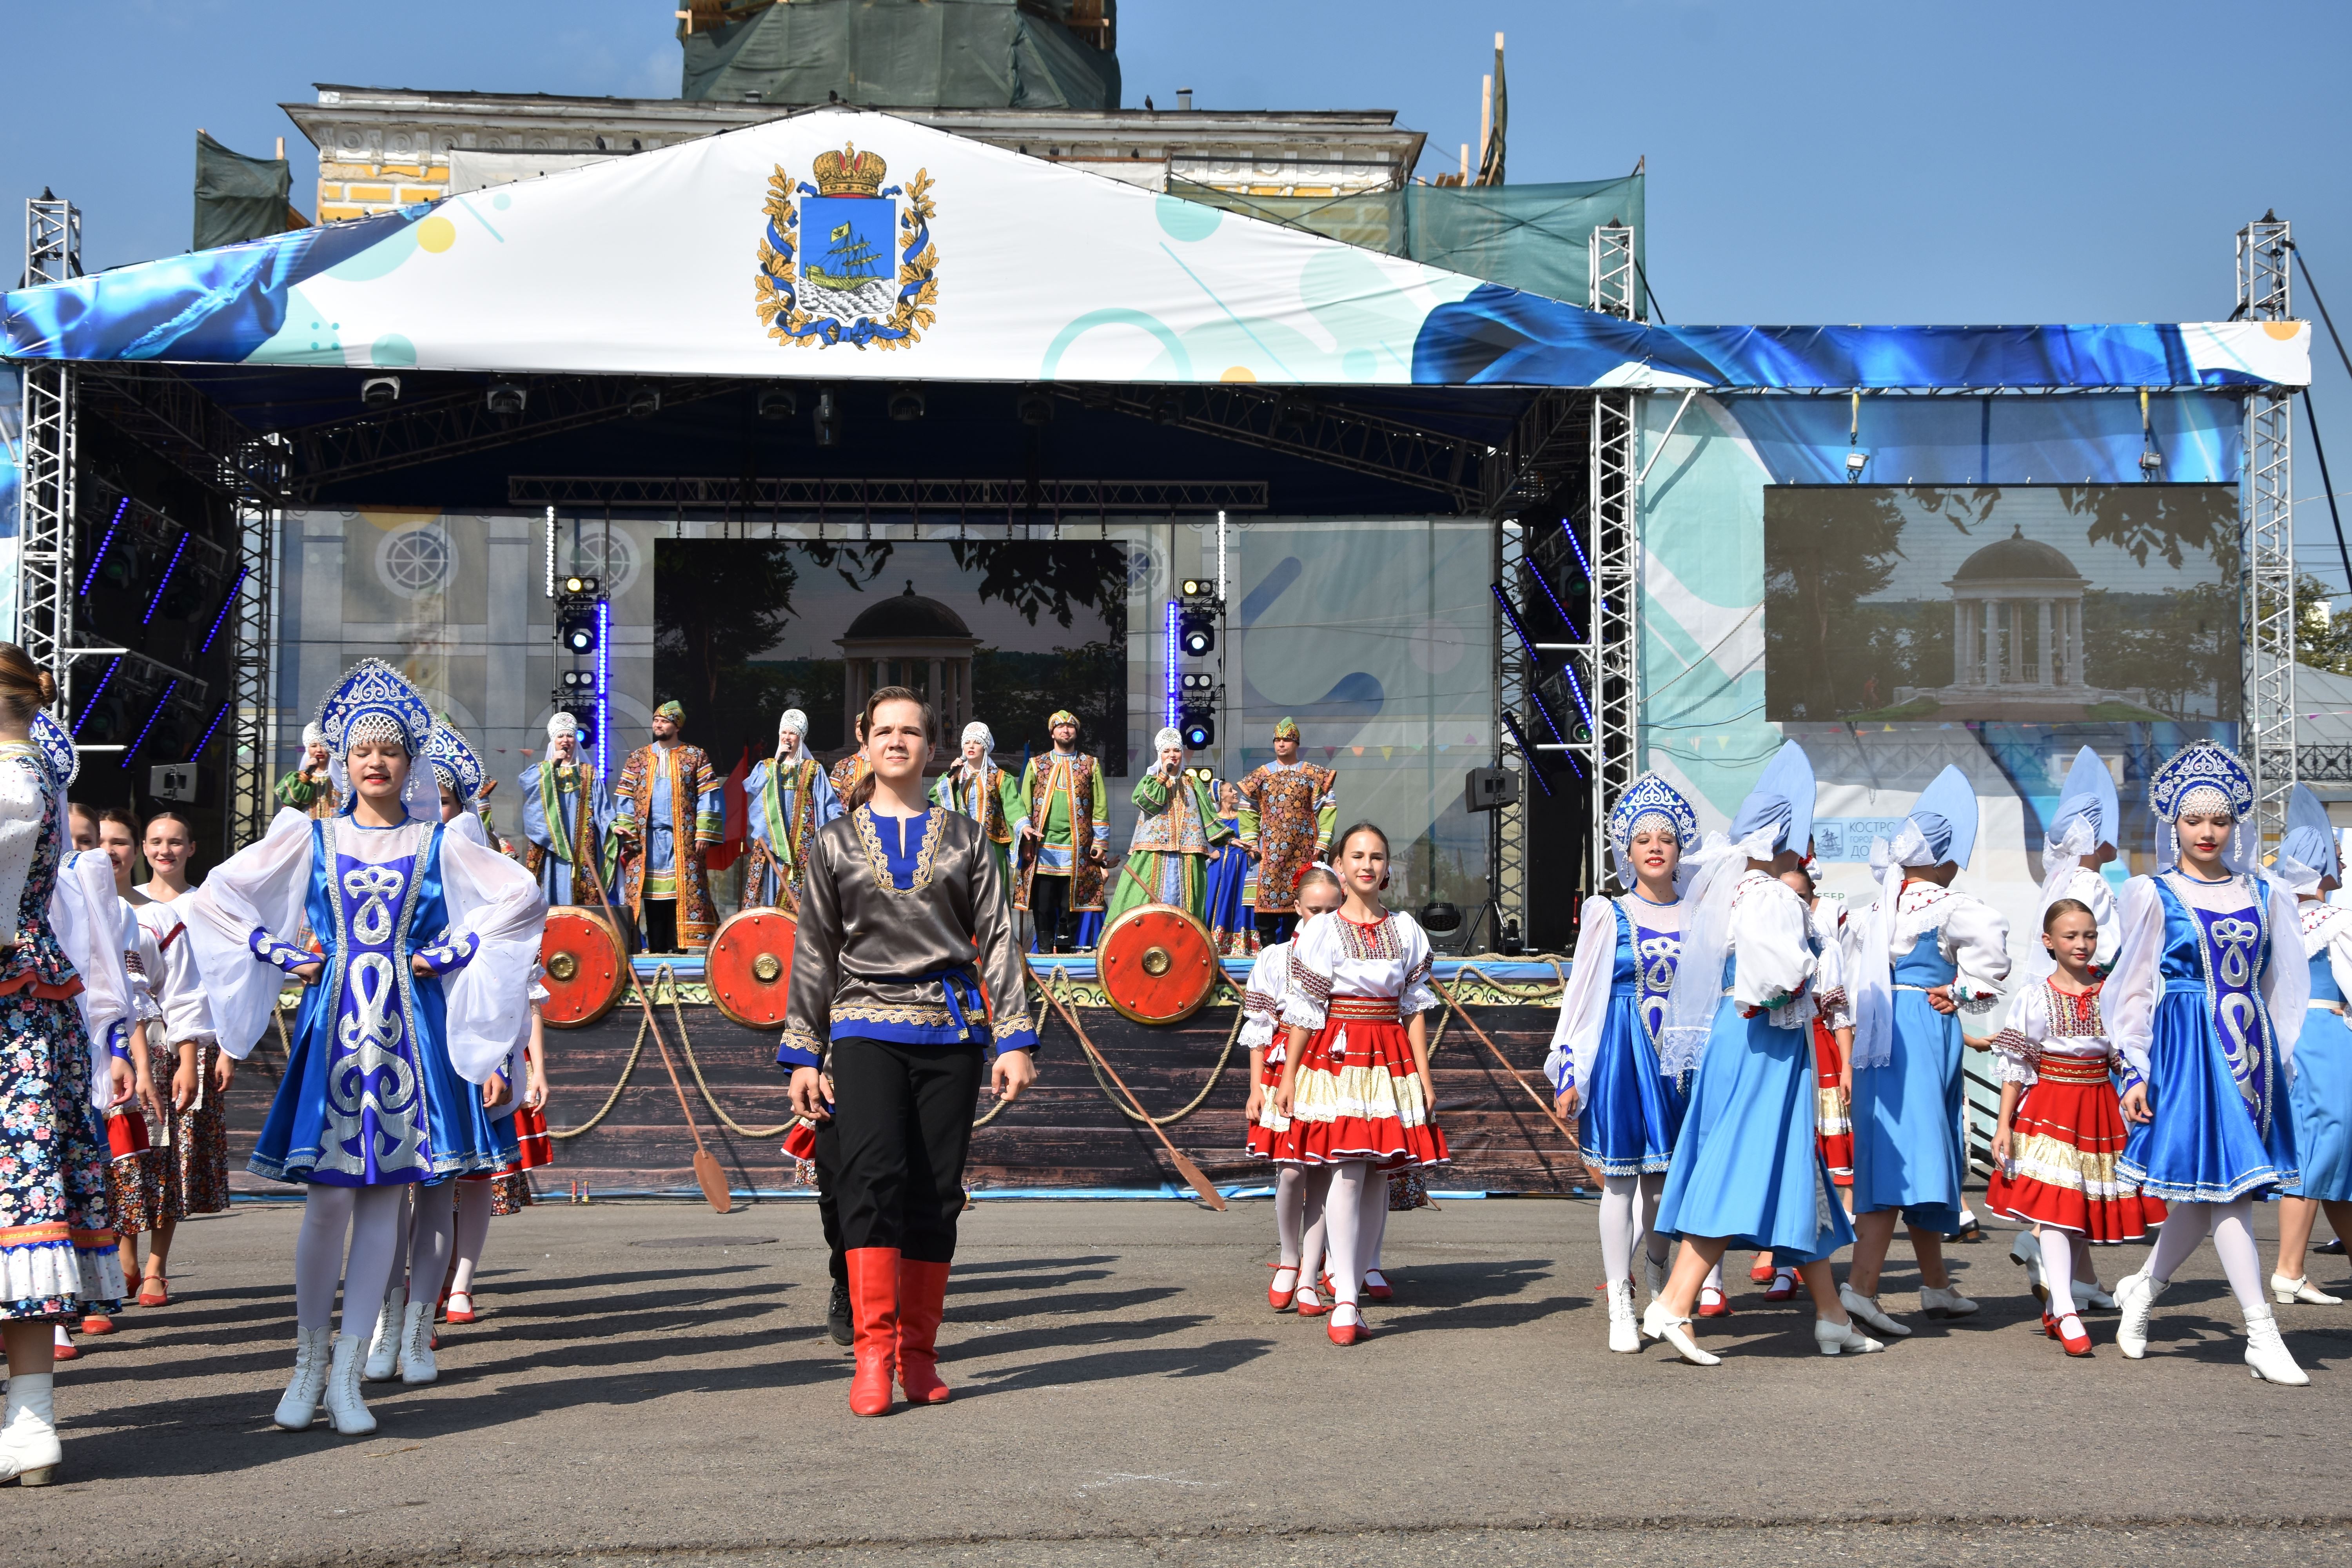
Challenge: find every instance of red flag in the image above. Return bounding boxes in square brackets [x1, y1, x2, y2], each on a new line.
[704, 743, 752, 873]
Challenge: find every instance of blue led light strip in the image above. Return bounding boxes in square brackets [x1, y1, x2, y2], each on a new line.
[1530, 566, 1584, 643]
[1560, 657, 1597, 734]
[1163, 600, 1180, 732]
[80, 498, 130, 597]
[188, 700, 232, 761]
[1557, 517, 1611, 613]
[198, 567, 247, 654]
[73, 657, 122, 737]
[596, 598, 611, 777]
[1492, 584, 1542, 668]
[121, 680, 176, 768]
[143, 533, 189, 624]
[1527, 687, 1567, 744]
[1499, 712, 1559, 794]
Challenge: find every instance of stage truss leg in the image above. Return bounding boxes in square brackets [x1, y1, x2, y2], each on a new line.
[16, 196, 80, 711]
[1587, 392, 1639, 892]
[2239, 214, 2294, 845]
[1492, 518, 1528, 941]
[229, 438, 285, 853]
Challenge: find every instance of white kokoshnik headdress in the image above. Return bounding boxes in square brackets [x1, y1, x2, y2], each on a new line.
[2018, 746, 2122, 993]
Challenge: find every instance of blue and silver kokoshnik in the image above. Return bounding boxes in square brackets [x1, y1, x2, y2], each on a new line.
[426, 718, 485, 802]
[318, 657, 435, 759]
[2149, 739, 2254, 822]
[1609, 773, 1699, 855]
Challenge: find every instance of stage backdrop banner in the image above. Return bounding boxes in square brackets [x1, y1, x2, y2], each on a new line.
[0, 110, 2309, 392]
[1637, 388, 2249, 986]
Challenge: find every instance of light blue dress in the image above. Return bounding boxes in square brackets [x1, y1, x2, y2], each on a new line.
[2118, 878, 2299, 1202]
[1849, 929, 1968, 1233]
[1656, 888, 1855, 1262]
[2286, 915, 2351, 1203]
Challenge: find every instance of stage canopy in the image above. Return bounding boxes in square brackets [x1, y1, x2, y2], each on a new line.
[1, 109, 2310, 393]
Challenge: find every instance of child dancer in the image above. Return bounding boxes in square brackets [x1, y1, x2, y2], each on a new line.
[1548, 774, 1696, 1350]
[181, 662, 545, 1434]
[128, 808, 229, 1309]
[2006, 746, 2124, 1307]
[1985, 898, 2162, 1356]
[2106, 740, 2309, 1384]
[2269, 784, 2352, 1306]
[1649, 742, 1873, 1364]
[1269, 823, 1444, 1345]
[0, 681, 138, 1485]
[1243, 864, 1344, 1313]
[1842, 765, 2010, 1338]
[86, 807, 163, 1336]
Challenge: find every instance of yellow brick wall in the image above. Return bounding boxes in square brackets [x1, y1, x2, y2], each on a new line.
[314, 159, 446, 221]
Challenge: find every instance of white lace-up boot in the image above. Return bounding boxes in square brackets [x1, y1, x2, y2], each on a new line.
[397, 1296, 438, 1385]
[2242, 1301, 2310, 1386]
[2114, 1270, 2166, 1358]
[273, 1325, 331, 1430]
[364, 1288, 405, 1381]
[0, 1372, 62, 1484]
[324, 1333, 377, 1436]
[1838, 1282, 1913, 1337]
[1606, 1278, 1640, 1354]
[1813, 1317, 1885, 1356]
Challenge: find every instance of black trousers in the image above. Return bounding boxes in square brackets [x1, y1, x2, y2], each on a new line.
[831, 1037, 983, 1263]
[1254, 909, 1299, 947]
[642, 897, 679, 954]
[1029, 871, 1077, 953]
[814, 1108, 845, 1285]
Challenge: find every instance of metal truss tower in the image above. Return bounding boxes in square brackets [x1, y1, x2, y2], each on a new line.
[16, 196, 80, 711]
[1585, 221, 1641, 891]
[2239, 214, 2295, 845]
[229, 438, 285, 851]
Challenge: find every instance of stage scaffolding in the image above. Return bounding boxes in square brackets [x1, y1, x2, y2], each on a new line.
[2239, 213, 2296, 845]
[16, 196, 79, 712]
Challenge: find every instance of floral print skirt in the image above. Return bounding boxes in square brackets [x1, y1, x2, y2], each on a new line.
[152, 1040, 232, 1220]
[0, 991, 124, 1319]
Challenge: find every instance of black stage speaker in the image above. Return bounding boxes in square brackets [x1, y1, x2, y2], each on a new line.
[1523, 772, 1592, 955]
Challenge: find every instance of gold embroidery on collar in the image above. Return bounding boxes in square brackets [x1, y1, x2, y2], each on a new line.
[853, 806, 944, 896]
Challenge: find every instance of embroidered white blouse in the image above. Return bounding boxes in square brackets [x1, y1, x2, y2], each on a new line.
[1279, 909, 1440, 1031]
[131, 897, 217, 1048]
[1726, 871, 1817, 1026]
[1546, 893, 1681, 1097]
[1878, 879, 2012, 1012]
[1988, 981, 2115, 1086]
[1239, 941, 1294, 1058]
[2301, 901, 2352, 1002]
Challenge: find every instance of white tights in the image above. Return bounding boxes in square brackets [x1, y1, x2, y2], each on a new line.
[1273, 1165, 1331, 1278]
[2038, 1227, 2082, 1317]
[1321, 1160, 1389, 1321]
[450, 1182, 494, 1296]
[1597, 1173, 1667, 1285]
[2146, 1198, 2267, 1311]
[294, 1184, 407, 1336]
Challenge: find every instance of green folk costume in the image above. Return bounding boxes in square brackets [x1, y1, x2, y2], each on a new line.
[1104, 767, 1235, 927]
[931, 759, 1022, 884]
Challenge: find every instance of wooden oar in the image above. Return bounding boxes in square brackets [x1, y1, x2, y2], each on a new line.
[1429, 976, 1582, 1150]
[1030, 963, 1227, 1211]
[583, 863, 731, 1212]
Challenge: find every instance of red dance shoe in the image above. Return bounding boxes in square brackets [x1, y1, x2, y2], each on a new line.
[1748, 1255, 1776, 1284]
[1294, 1280, 1329, 1318]
[79, 1314, 114, 1336]
[444, 1292, 477, 1325]
[1363, 1269, 1394, 1302]
[52, 1338, 79, 1362]
[1267, 1264, 1300, 1311]
[1326, 1307, 1367, 1347]
[1762, 1270, 1797, 1303]
[897, 1258, 953, 1406]
[845, 1247, 901, 1417]
[1696, 1285, 1733, 1318]
[2052, 1311, 2093, 1357]
[137, 1274, 169, 1309]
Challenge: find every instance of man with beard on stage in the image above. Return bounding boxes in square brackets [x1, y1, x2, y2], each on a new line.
[1240, 717, 1338, 947]
[613, 701, 725, 953]
[1016, 710, 1108, 953]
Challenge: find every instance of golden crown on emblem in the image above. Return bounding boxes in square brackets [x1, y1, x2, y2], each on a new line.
[812, 144, 887, 198]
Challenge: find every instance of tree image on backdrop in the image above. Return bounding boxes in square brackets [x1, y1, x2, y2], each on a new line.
[1763, 484, 2239, 726]
[653, 539, 1127, 772]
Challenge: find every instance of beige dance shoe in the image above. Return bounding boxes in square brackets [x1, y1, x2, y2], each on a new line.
[1641, 1298, 1720, 1366]
[1605, 1278, 1640, 1353]
[2008, 1231, 2048, 1304]
[0, 1372, 62, 1485]
[1813, 1317, 1885, 1356]
[2242, 1302, 2311, 1386]
[397, 1298, 438, 1385]
[1837, 1283, 1913, 1337]
[2113, 1270, 2166, 1358]
[324, 1333, 378, 1436]
[2271, 1272, 2343, 1306]
[364, 1288, 406, 1381]
[1919, 1284, 1979, 1318]
[273, 1325, 332, 1430]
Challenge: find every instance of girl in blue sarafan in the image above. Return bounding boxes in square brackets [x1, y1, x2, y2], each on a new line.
[1646, 742, 1874, 1365]
[1840, 764, 2011, 1339]
[181, 660, 547, 1436]
[2269, 784, 2352, 1308]
[1546, 772, 1698, 1354]
[2104, 739, 2311, 1385]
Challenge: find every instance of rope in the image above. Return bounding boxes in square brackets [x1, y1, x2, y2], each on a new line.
[549, 1005, 650, 1141]
[652, 964, 795, 1139]
[1056, 967, 1245, 1127]
[972, 984, 1055, 1129]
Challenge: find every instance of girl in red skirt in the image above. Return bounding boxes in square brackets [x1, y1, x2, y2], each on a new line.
[1244, 865, 1345, 1313]
[1269, 823, 1445, 1345]
[1986, 898, 2164, 1356]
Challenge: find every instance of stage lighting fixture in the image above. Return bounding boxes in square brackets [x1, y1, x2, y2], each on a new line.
[814, 388, 842, 447]
[559, 574, 601, 599]
[1181, 715, 1215, 749]
[1151, 390, 1182, 425]
[361, 375, 401, 408]
[759, 387, 798, 421]
[1178, 607, 1216, 658]
[1016, 388, 1054, 426]
[558, 608, 600, 655]
[1181, 579, 1205, 597]
[558, 669, 594, 693]
[2140, 448, 2163, 476]
[1844, 450, 1869, 482]
[1180, 671, 1216, 695]
[627, 385, 662, 418]
[487, 383, 527, 416]
[888, 384, 926, 422]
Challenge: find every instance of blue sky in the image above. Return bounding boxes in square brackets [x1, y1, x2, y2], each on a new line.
[8, 0, 2350, 584]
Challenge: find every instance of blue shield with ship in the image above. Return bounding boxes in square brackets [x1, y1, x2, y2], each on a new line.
[798, 194, 898, 321]
[755, 142, 939, 350]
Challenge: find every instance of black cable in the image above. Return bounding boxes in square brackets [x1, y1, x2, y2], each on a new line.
[1633, 258, 1665, 324]
[2292, 247, 2352, 382]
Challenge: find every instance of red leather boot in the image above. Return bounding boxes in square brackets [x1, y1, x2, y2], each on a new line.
[897, 1258, 953, 1406]
[846, 1248, 900, 1416]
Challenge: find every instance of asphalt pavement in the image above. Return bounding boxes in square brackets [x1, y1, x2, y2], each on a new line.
[10, 1195, 2350, 1566]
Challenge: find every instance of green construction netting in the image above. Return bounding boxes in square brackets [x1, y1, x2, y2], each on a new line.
[681, 0, 1119, 111]
[194, 132, 294, 252]
[1167, 174, 1646, 313]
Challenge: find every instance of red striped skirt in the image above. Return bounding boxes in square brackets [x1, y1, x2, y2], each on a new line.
[1250, 998, 1447, 1171]
[1985, 1053, 2165, 1241]
[1813, 1016, 1852, 1185]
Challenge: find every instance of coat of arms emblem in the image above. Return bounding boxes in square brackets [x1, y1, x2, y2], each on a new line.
[755, 142, 939, 350]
